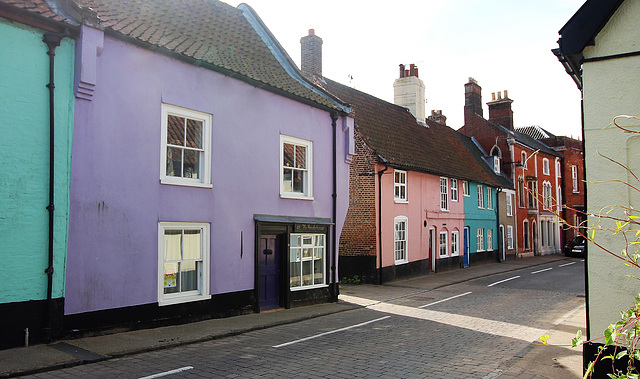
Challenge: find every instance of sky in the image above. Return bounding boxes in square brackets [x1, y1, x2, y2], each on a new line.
[229, 0, 585, 139]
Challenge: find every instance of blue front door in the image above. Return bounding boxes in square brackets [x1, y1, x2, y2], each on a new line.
[463, 227, 470, 268]
[260, 234, 281, 310]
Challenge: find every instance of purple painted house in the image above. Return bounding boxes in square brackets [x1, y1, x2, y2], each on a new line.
[66, 0, 353, 332]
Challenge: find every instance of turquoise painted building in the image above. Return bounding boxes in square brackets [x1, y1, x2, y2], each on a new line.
[0, 3, 75, 349]
[464, 181, 499, 263]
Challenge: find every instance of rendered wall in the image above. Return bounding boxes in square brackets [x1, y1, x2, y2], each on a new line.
[378, 167, 464, 269]
[66, 33, 350, 315]
[581, 0, 640, 336]
[465, 182, 498, 253]
[0, 19, 74, 304]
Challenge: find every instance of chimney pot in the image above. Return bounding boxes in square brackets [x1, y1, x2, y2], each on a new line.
[498, 91, 502, 99]
[504, 90, 508, 98]
[308, 29, 314, 35]
[399, 64, 405, 78]
[492, 92, 496, 101]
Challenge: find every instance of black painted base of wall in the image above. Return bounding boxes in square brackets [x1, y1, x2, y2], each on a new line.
[583, 342, 638, 378]
[64, 290, 255, 339]
[338, 255, 378, 283]
[469, 250, 499, 266]
[290, 284, 338, 307]
[380, 258, 430, 283]
[435, 256, 462, 272]
[0, 297, 65, 350]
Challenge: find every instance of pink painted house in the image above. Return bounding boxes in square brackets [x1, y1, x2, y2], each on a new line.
[319, 77, 504, 283]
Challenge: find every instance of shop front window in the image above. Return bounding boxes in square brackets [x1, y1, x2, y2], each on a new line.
[290, 234, 325, 289]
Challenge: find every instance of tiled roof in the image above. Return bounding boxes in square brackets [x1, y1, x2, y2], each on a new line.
[322, 77, 503, 187]
[2, 0, 64, 21]
[457, 134, 514, 189]
[516, 125, 556, 140]
[71, 0, 346, 112]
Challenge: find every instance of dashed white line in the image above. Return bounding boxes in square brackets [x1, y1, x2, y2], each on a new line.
[272, 316, 391, 348]
[418, 292, 473, 308]
[559, 262, 577, 267]
[138, 366, 194, 379]
[487, 275, 521, 287]
[531, 267, 553, 274]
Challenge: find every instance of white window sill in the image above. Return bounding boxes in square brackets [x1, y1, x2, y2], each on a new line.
[161, 178, 213, 189]
[440, 209, 450, 212]
[290, 283, 328, 292]
[394, 199, 408, 204]
[280, 193, 314, 201]
[395, 259, 408, 265]
[159, 294, 211, 306]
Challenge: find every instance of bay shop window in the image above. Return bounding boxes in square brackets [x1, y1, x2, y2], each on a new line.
[290, 234, 325, 289]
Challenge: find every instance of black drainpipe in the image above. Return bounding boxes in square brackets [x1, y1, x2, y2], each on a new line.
[43, 32, 64, 343]
[377, 160, 389, 284]
[331, 112, 339, 298]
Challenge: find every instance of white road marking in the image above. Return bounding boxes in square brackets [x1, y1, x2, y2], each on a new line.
[138, 366, 194, 379]
[559, 262, 576, 267]
[272, 316, 391, 348]
[531, 267, 553, 274]
[487, 275, 520, 287]
[340, 295, 548, 344]
[418, 292, 472, 308]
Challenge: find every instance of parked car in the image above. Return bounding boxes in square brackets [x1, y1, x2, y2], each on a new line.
[564, 236, 586, 257]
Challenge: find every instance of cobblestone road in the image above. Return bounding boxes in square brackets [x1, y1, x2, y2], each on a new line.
[20, 259, 584, 378]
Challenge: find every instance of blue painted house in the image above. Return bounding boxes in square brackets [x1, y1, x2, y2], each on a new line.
[458, 135, 513, 266]
[0, 0, 77, 349]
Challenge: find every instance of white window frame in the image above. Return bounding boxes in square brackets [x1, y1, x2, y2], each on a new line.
[521, 151, 527, 169]
[506, 193, 513, 216]
[556, 160, 562, 177]
[542, 158, 550, 175]
[543, 181, 553, 208]
[518, 177, 525, 208]
[280, 135, 314, 200]
[158, 222, 211, 306]
[487, 187, 493, 210]
[523, 220, 530, 250]
[487, 229, 493, 251]
[394, 216, 408, 264]
[572, 165, 579, 193]
[439, 231, 448, 257]
[394, 169, 408, 203]
[507, 225, 514, 249]
[451, 231, 459, 256]
[160, 104, 212, 188]
[477, 228, 485, 252]
[493, 156, 500, 174]
[440, 177, 449, 211]
[451, 179, 458, 202]
[462, 181, 470, 197]
[477, 184, 485, 209]
[289, 233, 327, 290]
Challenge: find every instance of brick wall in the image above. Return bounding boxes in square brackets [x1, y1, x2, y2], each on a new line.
[339, 131, 378, 257]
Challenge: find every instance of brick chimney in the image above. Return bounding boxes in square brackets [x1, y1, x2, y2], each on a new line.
[300, 29, 323, 78]
[464, 77, 483, 120]
[428, 110, 447, 125]
[393, 63, 425, 122]
[487, 90, 514, 131]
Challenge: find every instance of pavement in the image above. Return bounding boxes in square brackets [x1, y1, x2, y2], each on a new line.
[0, 255, 585, 378]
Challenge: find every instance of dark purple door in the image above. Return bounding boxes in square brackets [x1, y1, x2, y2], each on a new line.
[259, 235, 280, 310]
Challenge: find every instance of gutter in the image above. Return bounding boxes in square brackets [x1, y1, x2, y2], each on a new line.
[42, 30, 67, 342]
[377, 157, 389, 285]
[331, 113, 339, 296]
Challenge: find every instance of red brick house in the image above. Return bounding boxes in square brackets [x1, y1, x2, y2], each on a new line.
[459, 78, 563, 257]
[516, 126, 586, 249]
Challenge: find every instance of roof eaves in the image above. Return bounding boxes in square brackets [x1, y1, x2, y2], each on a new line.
[238, 3, 350, 115]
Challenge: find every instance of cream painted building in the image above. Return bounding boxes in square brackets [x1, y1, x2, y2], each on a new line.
[555, 0, 640, 373]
